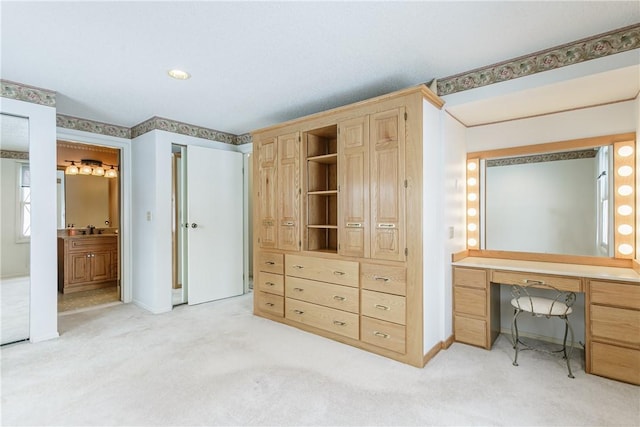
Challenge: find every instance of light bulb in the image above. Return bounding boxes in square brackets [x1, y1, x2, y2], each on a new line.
[467, 177, 477, 186]
[105, 167, 118, 178]
[467, 162, 477, 171]
[617, 185, 633, 196]
[79, 165, 93, 175]
[617, 166, 633, 177]
[467, 223, 477, 232]
[65, 163, 79, 175]
[617, 146, 633, 157]
[618, 244, 634, 255]
[468, 193, 477, 201]
[467, 208, 477, 217]
[617, 205, 633, 216]
[92, 166, 105, 176]
[618, 224, 633, 235]
[468, 238, 477, 247]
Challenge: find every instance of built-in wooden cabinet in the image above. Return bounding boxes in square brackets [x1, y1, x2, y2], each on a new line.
[252, 85, 444, 367]
[254, 252, 285, 317]
[57, 235, 118, 294]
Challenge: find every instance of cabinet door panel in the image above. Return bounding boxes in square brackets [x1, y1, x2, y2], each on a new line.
[370, 108, 405, 261]
[338, 116, 370, 258]
[258, 137, 278, 248]
[278, 132, 300, 251]
[69, 253, 91, 284]
[91, 251, 111, 281]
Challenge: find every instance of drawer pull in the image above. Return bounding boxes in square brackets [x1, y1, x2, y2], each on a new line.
[333, 271, 345, 276]
[333, 295, 345, 301]
[333, 320, 346, 326]
[374, 276, 390, 282]
[262, 220, 274, 226]
[523, 279, 545, 285]
[293, 287, 304, 292]
[375, 304, 390, 311]
[265, 261, 275, 265]
[377, 223, 396, 229]
[293, 265, 304, 269]
[265, 282, 275, 287]
[293, 309, 304, 315]
[373, 331, 390, 339]
[265, 302, 274, 307]
[282, 221, 294, 226]
[346, 222, 362, 228]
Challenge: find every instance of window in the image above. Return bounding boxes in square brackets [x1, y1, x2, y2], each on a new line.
[17, 162, 30, 242]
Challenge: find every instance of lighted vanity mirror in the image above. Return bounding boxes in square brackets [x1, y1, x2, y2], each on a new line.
[467, 133, 636, 261]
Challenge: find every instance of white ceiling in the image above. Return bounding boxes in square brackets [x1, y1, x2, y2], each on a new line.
[1, 2, 639, 135]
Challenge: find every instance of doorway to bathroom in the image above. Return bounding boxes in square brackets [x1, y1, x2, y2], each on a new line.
[56, 140, 122, 313]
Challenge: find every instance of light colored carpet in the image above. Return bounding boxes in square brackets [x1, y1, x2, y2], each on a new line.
[2, 293, 638, 426]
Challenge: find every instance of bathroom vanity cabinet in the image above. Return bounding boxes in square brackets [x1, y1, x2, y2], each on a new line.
[57, 235, 118, 293]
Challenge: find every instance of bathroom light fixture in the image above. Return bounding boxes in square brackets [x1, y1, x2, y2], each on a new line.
[613, 140, 636, 259]
[168, 69, 191, 80]
[65, 161, 79, 175]
[63, 159, 118, 178]
[466, 158, 480, 250]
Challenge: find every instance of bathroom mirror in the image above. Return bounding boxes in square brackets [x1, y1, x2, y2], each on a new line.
[1, 113, 31, 344]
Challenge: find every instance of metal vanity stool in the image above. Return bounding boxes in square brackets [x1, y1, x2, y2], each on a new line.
[510, 282, 577, 378]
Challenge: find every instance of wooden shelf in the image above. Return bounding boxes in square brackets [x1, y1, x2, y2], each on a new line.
[307, 224, 338, 229]
[307, 153, 337, 164]
[308, 190, 337, 196]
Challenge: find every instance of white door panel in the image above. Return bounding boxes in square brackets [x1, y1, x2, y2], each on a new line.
[187, 146, 243, 305]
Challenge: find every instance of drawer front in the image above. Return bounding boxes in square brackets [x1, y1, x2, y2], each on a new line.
[492, 270, 582, 293]
[361, 316, 406, 354]
[258, 252, 284, 274]
[255, 292, 284, 317]
[360, 263, 406, 296]
[361, 290, 406, 325]
[590, 280, 640, 310]
[591, 305, 640, 346]
[69, 237, 117, 251]
[454, 287, 486, 317]
[454, 315, 487, 348]
[257, 272, 284, 296]
[453, 267, 487, 289]
[285, 254, 358, 287]
[591, 342, 640, 385]
[286, 298, 359, 339]
[285, 276, 359, 313]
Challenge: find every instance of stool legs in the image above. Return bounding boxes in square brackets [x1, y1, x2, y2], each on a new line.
[562, 316, 575, 379]
[511, 309, 521, 367]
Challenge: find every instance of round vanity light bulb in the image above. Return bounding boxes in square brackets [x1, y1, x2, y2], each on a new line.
[618, 224, 633, 235]
[467, 223, 477, 232]
[617, 165, 633, 177]
[617, 146, 634, 157]
[92, 166, 105, 176]
[65, 164, 79, 175]
[617, 205, 633, 216]
[105, 168, 118, 178]
[467, 162, 477, 171]
[467, 193, 477, 202]
[79, 165, 93, 175]
[467, 208, 477, 217]
[467, 177, 477, 186]
[468, 238, 478, 247]
[618, 244, 634, 255]
[617, 185, 633, 196]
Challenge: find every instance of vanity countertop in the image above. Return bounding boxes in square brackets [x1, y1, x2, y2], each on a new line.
[452, 257, 640, 283]
[58, 233, 118, 239]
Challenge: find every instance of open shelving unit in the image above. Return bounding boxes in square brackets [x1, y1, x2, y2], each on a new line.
[304, 125, 338, 253]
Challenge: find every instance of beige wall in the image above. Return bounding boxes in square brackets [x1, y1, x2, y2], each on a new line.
[65, 174, 110, 228]
[1, 158, 30, 278]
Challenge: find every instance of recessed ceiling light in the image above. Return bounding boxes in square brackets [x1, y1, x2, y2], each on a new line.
[168, 69, 191, 80]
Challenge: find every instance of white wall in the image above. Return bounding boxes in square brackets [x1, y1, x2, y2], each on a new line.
[1, 158, 30, 278]
[1, 98, 58, 342]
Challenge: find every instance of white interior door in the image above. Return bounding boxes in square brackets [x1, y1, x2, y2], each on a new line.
[187, 146, 243, 305]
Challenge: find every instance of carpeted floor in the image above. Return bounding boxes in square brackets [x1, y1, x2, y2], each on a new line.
[2, 293, 638, 426]
[57, 287, 121, 313]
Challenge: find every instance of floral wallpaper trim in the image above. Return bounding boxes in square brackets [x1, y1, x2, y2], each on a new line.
[1, 79, 56, 107]
[56, 114, 132, 139]
[236, 133, 253, 145]
[131, 116, 239, 145]
[437, 24, 640, 96]
[486, 149, 597, 167]
[1, 150, 29, 160]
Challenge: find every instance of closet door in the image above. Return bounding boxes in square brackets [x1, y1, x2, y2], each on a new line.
[338, 116, 370, 258]
[257, 137, 278, 249]
[370, 108, 406, 262]
[277, 132, 300, 251]
[187, 146, 243, 305]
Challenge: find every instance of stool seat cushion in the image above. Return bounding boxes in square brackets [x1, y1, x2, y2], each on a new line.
[511, 296, 573, 316]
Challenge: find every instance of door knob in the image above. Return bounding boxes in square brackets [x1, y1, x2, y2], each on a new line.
[191, 223, 198, 228]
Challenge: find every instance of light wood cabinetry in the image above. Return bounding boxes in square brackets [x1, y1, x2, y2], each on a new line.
[252, 85, 444, 367]
[57, 236, 118, 294]
[588, 279, 640, 385]
[254, 252, 285, 317]
[452, 267, 496, 349]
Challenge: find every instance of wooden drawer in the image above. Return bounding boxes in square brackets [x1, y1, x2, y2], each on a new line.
[285, 254, 358, 287]
[360, 263, 406, 296]
[361, 290, 406, 325]
[454, 315, 487, 348]
[257, 272, 284, 296]
[591, 305, 640, 347]
[285, 298, 359, 340]
[590, 280, 640, 310]
[69, 237, 117, 251]
[258, 252, 284, 274]
[492, 270, 582, 293]
[454, 287, 486, 318]
[255, 291, 284, 317]
[361, 316, 406, 354]
[591, 341, 640, 385]
[285, 276, 359, 313]
[453, 267, 487, 289]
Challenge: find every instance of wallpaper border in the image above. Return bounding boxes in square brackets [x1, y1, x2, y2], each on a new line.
[486, 149, 598, 167]
[437, 24, 640, 96]
[1, 79, 56, 107]
[130, 116, 239, 145]
[57, 114, 132, 139]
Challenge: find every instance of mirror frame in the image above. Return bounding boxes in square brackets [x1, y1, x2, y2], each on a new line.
[464, 132, 636, 268]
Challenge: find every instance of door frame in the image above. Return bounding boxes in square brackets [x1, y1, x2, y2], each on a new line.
[56, 129, 132, 303]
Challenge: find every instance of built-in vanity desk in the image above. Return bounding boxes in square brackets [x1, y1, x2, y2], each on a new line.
[452, 257, 640, 385]
[57, 234, 119, 294]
